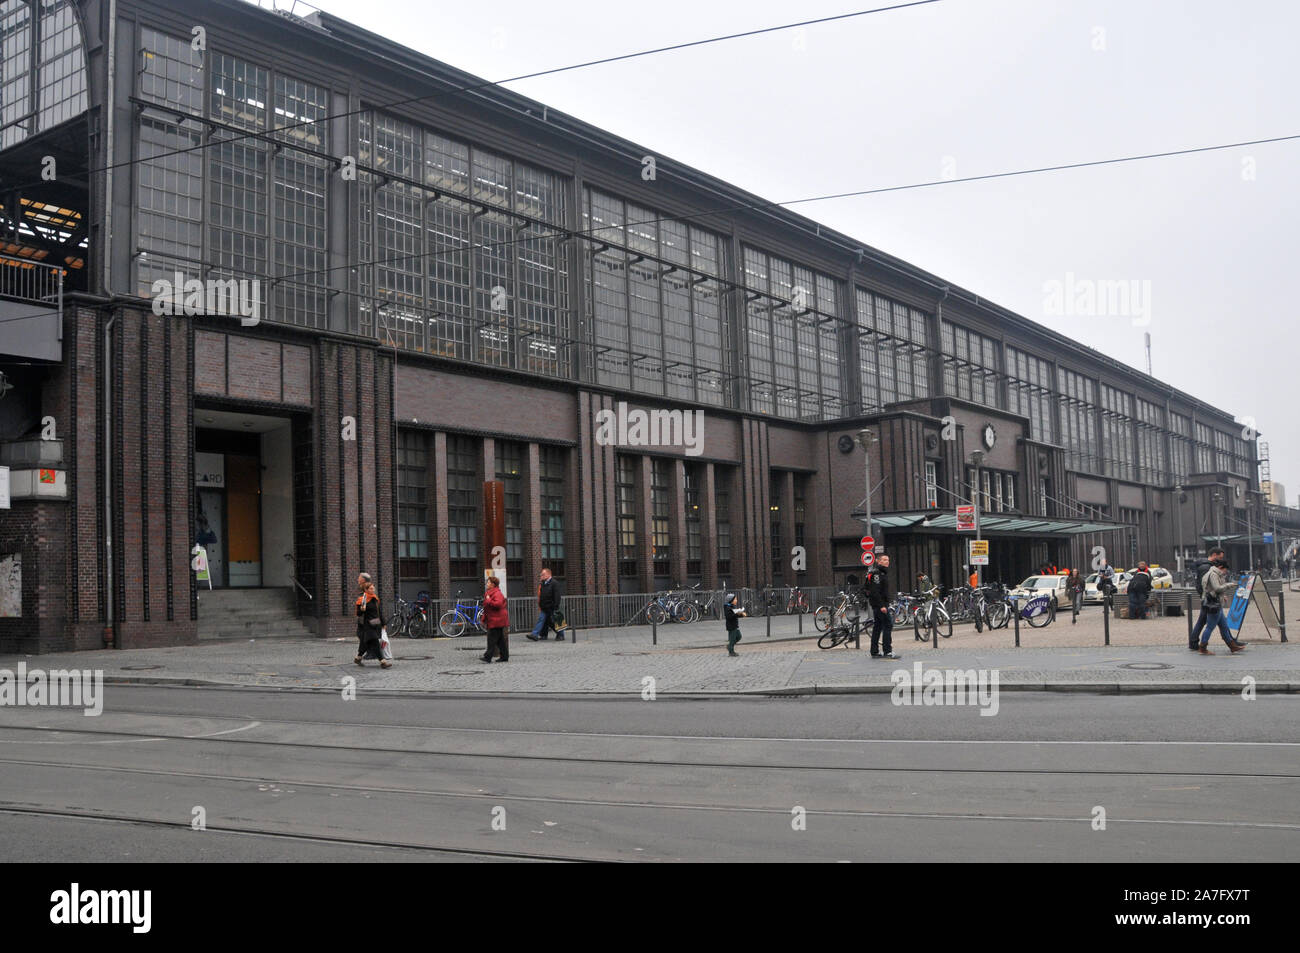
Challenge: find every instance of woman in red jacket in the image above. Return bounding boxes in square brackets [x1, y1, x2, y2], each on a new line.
[481, 575, 510, 663]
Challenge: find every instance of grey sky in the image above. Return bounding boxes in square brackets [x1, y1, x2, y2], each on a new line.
[321, 0, 1299, 497]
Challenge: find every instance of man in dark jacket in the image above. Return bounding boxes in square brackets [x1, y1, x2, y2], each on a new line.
[864, 554, 899, 660]
[527, 568, 563, 641]
[1127, 563, 1152, 619]
[1188, 548, 1223, 649]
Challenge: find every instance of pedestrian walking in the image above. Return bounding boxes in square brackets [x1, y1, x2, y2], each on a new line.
[1188, 548, 1224, 649]
[1196, 555, 1246, 655]
[480, 574, 509, 663]
[527, 567, 564, 641]
[724, 593, 747, 656]
[866, 554, 899, 659]
[1128, 562, 1152, 619]
[354, 573, 391, 669]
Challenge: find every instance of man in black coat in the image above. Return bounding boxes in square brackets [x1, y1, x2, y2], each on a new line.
[1127, 563, 1153, 619]
[864, 554, 899, 660]
[527, 568, 564, 642]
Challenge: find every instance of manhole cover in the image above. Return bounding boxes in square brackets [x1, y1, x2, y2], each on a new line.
[121, 665, 162, 671]
[438, 670, 485, 676]
[401, 655, 433, 661]
[1119, 662, 1174, 671]
[613, 652, 651, 656]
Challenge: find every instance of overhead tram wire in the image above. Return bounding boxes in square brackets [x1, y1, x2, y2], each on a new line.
[1, 131, 1298, 334]
[2, 0, 947, 189]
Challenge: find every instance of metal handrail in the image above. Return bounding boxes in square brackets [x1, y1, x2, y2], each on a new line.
[0, 254, 63, 307]
[284, 552, 313, 600]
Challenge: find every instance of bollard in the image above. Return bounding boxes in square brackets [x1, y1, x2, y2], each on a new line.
[652, 617, 657, 646]
[947, 611, 952, 641]
[798, 610, 803, 635]
[1280, 589, 1288, 643]
[766, 611, 771, 639]
[1186, 592, 1193, 645]
[1013, 600, 1021, 647]
[1104, 601, 1110, 646]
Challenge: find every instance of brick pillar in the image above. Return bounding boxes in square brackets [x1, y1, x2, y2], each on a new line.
[637, 454, 654, 593]
[669, 457, 688, 586]
[702, 463, 719, 589]
[524, 441, 543, 589]
[432, 431, 450, 601]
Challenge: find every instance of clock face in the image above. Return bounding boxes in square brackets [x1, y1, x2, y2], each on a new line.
[982, 424, 996, 450]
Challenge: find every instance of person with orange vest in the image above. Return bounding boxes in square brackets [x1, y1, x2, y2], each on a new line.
[354, 572, 392, 668]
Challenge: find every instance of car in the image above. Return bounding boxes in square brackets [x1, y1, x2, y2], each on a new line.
[1008, 574, 1072, 608]
[1117, 567, 1172, 594]
[1084, 571, 1130, 603]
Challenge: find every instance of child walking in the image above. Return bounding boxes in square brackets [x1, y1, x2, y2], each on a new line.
[724, 593, 747, 657]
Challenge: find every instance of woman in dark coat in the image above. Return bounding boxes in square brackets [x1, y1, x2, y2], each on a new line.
[354, 573, 391, 668]
[481, 575, 510, 663]
[724, 593, 747, 657]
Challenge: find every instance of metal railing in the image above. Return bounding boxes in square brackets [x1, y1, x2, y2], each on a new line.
[0, 254, 63, 308]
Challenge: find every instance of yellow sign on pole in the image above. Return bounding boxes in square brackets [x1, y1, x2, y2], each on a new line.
[969, 539, 989, 565]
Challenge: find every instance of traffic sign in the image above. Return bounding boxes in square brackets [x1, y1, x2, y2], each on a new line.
[1263, 532, 1274, 544]
[860, 551, 875, 566]
[860, 536, 875, 551]
[956, 505, 975, 532]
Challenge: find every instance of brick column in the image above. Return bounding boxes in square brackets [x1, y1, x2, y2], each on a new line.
[669, 457, 688, 586]
[432, 431, 450, 601]
[702, 463, 719, 589]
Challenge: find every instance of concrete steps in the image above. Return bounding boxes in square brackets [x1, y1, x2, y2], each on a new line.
[197, 588, 314, 641]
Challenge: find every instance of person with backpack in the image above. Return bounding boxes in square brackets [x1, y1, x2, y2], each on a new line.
[866, 555, 900, 660]
[354, 572, 392, 669]
[1127, 562, 1153, 619]
[1189, 548, 1223, 649]
[723, 593, 747, 656]
[1196, 554, 1246, 655]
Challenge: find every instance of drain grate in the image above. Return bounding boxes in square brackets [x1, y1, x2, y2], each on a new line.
[1119, 662, 1174, 671]
[438, 670, 485, 676]
[613, 652, 651, 656]
[121, 665, 163, 671]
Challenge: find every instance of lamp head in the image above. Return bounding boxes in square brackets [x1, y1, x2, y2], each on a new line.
[856, 429, 875, 451]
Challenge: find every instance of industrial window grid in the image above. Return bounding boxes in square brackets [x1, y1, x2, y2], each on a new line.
[396, 431, 429, 578]
[684, 462, 703, 576]
[36, 0, 87, 133]
[494, 440, 524, 577]
[769, 473, 783, 580]
[793, 475, 807, 572]
[615, 454, 638, 577]
[0, 1, 32, 150]
[539, 445, 565, 576]
[715, 472, 732, 578]
[1100, 384, 1137, 482]
[925, 461, 938, 508]
[742, 246, 844, 420]
[1058, 368, 1100, 474]
[858, 289, 930, 410]
[584, 188, 730, 405]
[651, 457, 671, 576]
[941, 321, 1003, 409]
[446, 434, 480, 577]
[1006, 346, 1056, 444]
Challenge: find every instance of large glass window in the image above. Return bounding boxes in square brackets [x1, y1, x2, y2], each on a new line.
[1135, 397, 1168, 486]
[584, 189, 729, 405]
[494, 440, 524, 578]
[446, 435, 480, 579]
[36, 0, 87, 132]
[743, 247, 843, 419]
[716, 471, 732, 580]
[1195, 422, 1215, 473]
[684, 462, 703, 577]
[1059, 368, 1100, 474]
[1, 1, 33, 150]
[1007, 347, 1056, 444]
[397, 431, 429, 580]
[1170, 412, 1192, 482]
[616, 454, 638, 578]
[858, 289, 930, 410]
[539, 445, 565, 577]
[942, 321, 1003, 408]
[1100, 384, 1136, 482]
[651, 458, 671, 577]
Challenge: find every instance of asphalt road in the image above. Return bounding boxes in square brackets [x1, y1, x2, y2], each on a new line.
[1, 686, 1297, 861]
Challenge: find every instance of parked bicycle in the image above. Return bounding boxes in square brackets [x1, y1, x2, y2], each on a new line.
[785, 585, 810, 615]
[438, 590, 485, 638]
[1016, 592, 1057, 628]
[913, 589, 952, 641]
[749, 585, 786, 617]
[641, 590, 697, 625]
[818, 614, 864, 650]
[814, 590, 859, 632]
[391, 595, 430, 639]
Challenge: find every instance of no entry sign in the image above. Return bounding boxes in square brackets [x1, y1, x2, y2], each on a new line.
[860, 536, 875, 551]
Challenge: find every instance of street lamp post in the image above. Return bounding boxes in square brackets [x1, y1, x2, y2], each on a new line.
[1245, 492, 1254, 572]
[970, 450, 985, 587]
[857, 429, 878, 552]
[1174, 485, 1184, 580]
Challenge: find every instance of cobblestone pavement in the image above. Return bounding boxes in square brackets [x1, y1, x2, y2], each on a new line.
[0, 609, 1295, 694]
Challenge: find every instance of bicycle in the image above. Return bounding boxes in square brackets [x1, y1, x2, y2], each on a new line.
[438, 590, 484, 638]
[642, 590, 696, 625]
[391, 596, 430, 639]
[913, 590, 952, 641]
[785, 585, 809, 615]
[1017, 592, 1057, 628]
[751, 585, 786, 617]
[814, 590, 855, 632]
[818, 614, 864, 649]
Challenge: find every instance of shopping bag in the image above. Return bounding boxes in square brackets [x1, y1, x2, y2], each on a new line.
[553, 608, 569, 631]
[379, 626, 393, 660]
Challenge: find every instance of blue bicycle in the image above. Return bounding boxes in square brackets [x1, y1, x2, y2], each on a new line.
[438, 590, 484, 638]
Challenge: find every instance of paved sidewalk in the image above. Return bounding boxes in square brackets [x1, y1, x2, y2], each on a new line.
[0, 620, 1296, 695]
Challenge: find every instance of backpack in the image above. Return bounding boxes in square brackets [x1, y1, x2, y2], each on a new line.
[1192, 561, 1213, 596]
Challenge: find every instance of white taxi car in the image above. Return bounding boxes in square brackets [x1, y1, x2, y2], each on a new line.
[1008, 574, 1072, 608]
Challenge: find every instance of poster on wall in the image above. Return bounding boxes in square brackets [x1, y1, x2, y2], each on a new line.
[0, 553, 20, 618]
[196, 489, 225, 588]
